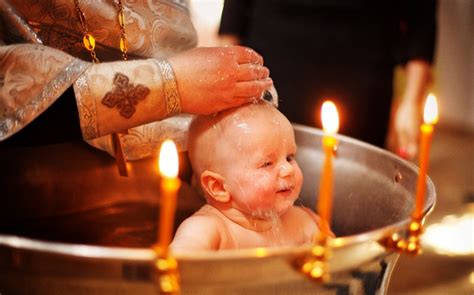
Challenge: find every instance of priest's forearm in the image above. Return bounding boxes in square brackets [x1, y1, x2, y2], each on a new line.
[74, 58, 180, 140]
[0, 43, 180, 143]
[402, 60, 432, 107]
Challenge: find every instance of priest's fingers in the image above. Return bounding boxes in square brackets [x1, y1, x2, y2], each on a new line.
[237, 64, 270, 81]
[233, 46, 263, 65]
[234, 78, 273, 100]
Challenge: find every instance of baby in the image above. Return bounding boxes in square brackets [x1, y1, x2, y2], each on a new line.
[170, 100, 321, 251]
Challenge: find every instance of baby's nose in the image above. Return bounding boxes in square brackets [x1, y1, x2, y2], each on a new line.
[278, 161, 294, 177]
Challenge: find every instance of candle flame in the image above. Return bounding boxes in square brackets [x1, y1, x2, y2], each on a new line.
[321, 100, 339, 134]
[423, 94, 439, 125]
[159, 139, 179, 178]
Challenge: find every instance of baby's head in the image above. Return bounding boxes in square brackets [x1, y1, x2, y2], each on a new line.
[188, 100, 303, 218]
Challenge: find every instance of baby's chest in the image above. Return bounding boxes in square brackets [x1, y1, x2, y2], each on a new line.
[228, 223, 314, 249]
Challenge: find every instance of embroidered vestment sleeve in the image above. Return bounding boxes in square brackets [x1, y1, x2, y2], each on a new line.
[0, 44, 89, 141]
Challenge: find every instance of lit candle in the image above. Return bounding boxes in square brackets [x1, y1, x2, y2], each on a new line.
[414, 94, 438, 220]
[317, 101, 339, 239]
[158, 139, 181, 256]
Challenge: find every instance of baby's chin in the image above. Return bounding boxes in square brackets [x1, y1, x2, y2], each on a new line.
[274, 198, 295, 215]
[253, 199, 295, 219]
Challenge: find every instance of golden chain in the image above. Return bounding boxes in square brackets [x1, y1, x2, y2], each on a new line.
[73, 0, 129, 62]
[73, 0, 129, 177]
[117, 0, 129, 60]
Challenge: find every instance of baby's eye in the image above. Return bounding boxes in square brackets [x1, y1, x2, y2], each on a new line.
[260, 161, 273, 168]
[286, 154, 295, 162]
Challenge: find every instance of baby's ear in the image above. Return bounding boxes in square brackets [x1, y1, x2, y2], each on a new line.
[201, 170, 230, 203]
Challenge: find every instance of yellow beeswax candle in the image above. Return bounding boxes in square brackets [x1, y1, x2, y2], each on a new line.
[317, 101, 339, 238]
[414, 94, 438, 220]
[158, 139, 181, 255]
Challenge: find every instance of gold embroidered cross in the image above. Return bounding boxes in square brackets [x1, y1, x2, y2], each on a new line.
[102, 73, 150, 118]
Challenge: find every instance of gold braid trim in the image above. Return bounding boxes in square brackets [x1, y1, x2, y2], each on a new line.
[155, 59, 182, 116]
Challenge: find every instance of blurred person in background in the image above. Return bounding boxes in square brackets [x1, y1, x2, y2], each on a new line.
[219, 0, 437, 158]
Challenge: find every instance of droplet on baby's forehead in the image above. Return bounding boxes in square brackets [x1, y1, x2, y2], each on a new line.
[230, 113, 242, 124]
[236, 122, 251, 133]
[273, 118, 280, 124]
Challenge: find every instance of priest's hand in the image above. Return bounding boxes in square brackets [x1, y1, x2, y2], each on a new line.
[169, 46, 273, 115]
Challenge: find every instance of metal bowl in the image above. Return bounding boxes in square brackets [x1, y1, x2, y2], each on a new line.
[0, 124, 436, 294]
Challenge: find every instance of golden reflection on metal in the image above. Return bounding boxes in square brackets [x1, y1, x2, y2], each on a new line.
[332, 143, 338, 156]
[332, 237, 343, 247]
[154, 247, 180, 294]
[383, 218, 423, 255]
[255, 247, 268, 258]
[294, 236, 331, 283]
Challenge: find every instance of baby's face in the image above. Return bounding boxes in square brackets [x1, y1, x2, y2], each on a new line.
[219, 108, 303, 219]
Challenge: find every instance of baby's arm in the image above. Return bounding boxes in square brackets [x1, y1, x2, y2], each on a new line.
[170, 214, 221, 252]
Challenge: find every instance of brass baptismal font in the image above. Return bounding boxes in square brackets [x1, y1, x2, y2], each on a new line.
[0, 97, 439, 294]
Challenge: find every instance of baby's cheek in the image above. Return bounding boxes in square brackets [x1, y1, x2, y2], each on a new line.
[295, 167, 304, 193]
[244, 172, 275, 210]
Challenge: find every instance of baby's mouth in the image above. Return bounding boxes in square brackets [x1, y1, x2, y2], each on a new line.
[277, 186, 293, 194]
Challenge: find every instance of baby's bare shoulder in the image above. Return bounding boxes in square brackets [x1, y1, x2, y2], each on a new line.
[285, 206, 320, 225]
[180, 209, 222, 230]
[171, 207, 223, 251]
